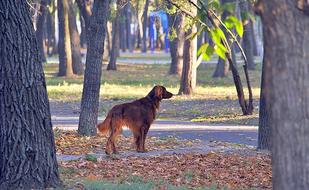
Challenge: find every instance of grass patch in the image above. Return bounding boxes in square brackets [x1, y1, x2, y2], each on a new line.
[45, 63, 261, 102]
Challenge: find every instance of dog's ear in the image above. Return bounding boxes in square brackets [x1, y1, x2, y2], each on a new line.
[154, 86, 163, 100]
[148, 85, 163, 100]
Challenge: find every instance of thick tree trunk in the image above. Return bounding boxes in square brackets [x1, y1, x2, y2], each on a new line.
[68, 0, 84, 75]
[179, 0, 197, 95]
[168, 12, 185, 75]
[178, 29, 197, 95]
[0, 1, 61, 189]
[239, 0, 255, 70]
[256, 0, 309, 189]
[78, 0, 110, 136]
[142, 0, 149, 52]
[36, 0, 48, 62]
[107, 5, 120, 71]
[58, 0, 73, 76]
[257, 60, 271, 150]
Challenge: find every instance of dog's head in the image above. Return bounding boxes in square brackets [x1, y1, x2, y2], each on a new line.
[148, 85, 173, 100]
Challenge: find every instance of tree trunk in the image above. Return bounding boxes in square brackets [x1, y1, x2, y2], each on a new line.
[68, 0, 84, 75]
[120, 12, 127, 52]
[107, 4, 120, 71]
[0, 1, 61, 189]
[178, 29, 197, 95]
[79, 14, 87, 48]
[256, 0, 309, 189]
[178, 0, 197, 95]
[58, 0, 74, 76]
[125, 3, 133, 52]
[142, 0, 149, 52]
[136, 0, 145, 50]
[46, 5, 57, 56]
[212, 58, 230, 77]
[78, 0, 110, 136]
[76, 0, 92, 38]
[239, 0, 255, 70]
[257, 59, 271, 150]
[103, 21, 112, 61]
[36, 0, 48, 62]
[168, 12, 185, 75]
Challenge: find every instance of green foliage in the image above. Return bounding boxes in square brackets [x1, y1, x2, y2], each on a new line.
[168, 27, 178, 41]
[197, 43, 214, 61]
[224, 16, 244, 37]
[167, 0, 248, 62]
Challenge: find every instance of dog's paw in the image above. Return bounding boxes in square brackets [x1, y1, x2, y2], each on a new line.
[136, 149, 148, 153]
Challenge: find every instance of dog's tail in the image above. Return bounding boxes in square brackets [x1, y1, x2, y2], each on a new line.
[97, 113, 112, 134]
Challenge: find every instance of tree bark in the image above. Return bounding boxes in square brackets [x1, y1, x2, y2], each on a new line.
[178, 27, 197, 94]
[58, 0, 74, 76]
[168, 12, 185, 75]
[79, 14, 87, 47]
[256, 0, 309, 189]
[0, 1, 61, 189]
[120, 10, 127, 52]
[125, 3, 133, 52]
[142, 0, 149, 52]
[36, 0, 48, 62]
[239, 0, 255, 70]
[178, 0, 197, 95]
[136, 0, 145, 50]
[212, 57, 230, 77]
[257, 59, 271, 150]
[78, 0, 110, 136]
[76, 0, 92, 38]
[68, 0, 84, 75]
[46, 4, 57, 56]
[107, 4, 120, 71]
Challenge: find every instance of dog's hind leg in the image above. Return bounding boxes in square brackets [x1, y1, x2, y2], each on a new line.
[106, 127, 121, 154]
[105, 115, 122, 155]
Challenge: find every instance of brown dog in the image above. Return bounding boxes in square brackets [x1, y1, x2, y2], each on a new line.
[97, 85, 173, 155]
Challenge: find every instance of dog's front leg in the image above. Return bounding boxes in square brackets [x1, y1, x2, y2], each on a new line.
[142, 125, 150, 152]
[138, 125, 150, 153]
[136, 126, 146, 153]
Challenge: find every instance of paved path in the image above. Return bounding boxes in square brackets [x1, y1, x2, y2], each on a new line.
[52, 116, 258, 147]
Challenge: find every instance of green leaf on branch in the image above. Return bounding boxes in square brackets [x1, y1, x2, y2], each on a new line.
[197, 43, 214, 61]
[214, 44, 227, 60]
[210, 28, 227, 45]
[224, 16, 243, 37]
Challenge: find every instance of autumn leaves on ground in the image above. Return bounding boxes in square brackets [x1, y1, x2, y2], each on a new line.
[55, 130, 271, 189]
[49, 61, 271, 189]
